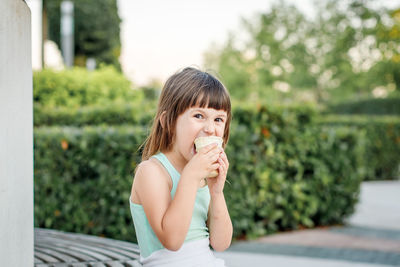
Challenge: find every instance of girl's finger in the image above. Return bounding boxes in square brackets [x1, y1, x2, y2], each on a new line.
[218, 158, 226, 174]
[223, 153, 229, 163]
[206, 147, 222, 159]
[211, 153, 220, 162]
[220, 154, 229, 168]
[218, 166, 223, 176]
[202, 143, 218, 154]
[211, 163, 220, 170]
[220, 151, 227, 161]
[224, 155, 229, 167]
[218, 157, 225, 167]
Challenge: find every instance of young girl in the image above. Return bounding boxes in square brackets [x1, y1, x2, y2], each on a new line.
[129, 67, 233, 266]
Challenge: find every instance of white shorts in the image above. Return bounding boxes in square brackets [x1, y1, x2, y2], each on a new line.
[140, 238, 227, 267]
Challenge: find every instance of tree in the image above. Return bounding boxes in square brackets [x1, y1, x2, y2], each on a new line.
[205, 2, 321, 103]
[44, 0, 122, 70]
[368, 7, 400, 93]
[204, 0, 400, 104]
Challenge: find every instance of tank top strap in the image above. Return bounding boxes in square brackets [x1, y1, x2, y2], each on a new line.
[151, 152, 180, 197]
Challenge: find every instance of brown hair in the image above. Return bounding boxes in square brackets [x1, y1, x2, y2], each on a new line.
[140, 67, 232, 161]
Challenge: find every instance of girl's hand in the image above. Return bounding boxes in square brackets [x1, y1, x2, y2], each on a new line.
[182, 143, 221, 183]
[207, 150, 229, 196]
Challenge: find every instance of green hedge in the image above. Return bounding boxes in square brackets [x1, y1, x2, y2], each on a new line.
[224, 106, 365, 238]
[34, 125, 147, 241]
[33, 66, 143, 108]
[316, 115, 400, 180]
[324, 97, 400, 116]
[34, 103, 156, 127]
[34, 101, 315, 127]
[34, 106, 365, 241]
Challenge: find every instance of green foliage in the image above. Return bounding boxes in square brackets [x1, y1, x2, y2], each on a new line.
[316, 115, 400, 180]
[34, 106, 365, 241]
[45, 0, 121, 69]
[34, 101, 397, 182]
[34, 102, 155, 127]
[204, 0, 400, 104]
[205, 38, 254, 100]
[33, 66, 142, 108]
[34, 101, 317, 127]
[34, 125, 147, 241]
[324, 97, 400, 115]
[224, 106, 365, 238]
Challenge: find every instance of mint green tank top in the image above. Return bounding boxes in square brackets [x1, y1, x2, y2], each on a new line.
[129, 152, 210, 258]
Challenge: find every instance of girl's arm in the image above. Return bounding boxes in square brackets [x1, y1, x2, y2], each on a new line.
[133, 160, 198, 251]
[207, 151, 233, 251]
[132, 144, 221, 251]
[207, 192, 233, 251]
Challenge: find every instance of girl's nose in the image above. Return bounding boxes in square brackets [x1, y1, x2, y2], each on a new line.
[204, 121, 215, 134]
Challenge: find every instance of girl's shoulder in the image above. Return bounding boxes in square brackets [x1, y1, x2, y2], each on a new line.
[136, 157, 165, 176]
[131, 157, 173, 206]
[134, 157, 172, 189]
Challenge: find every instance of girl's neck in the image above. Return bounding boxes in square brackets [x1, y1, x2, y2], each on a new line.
[162, 149, 187, 175]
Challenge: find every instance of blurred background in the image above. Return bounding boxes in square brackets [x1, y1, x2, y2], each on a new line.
[27, 0, 400, 265]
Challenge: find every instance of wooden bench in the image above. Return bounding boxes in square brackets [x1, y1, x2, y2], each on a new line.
[34, 228, 142, 267]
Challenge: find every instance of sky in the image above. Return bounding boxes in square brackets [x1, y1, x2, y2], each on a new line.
[117, 0, 316, 86]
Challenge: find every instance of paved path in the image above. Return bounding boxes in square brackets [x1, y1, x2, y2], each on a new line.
[216, 181, 400, 267]
[347, 181, 400, 230]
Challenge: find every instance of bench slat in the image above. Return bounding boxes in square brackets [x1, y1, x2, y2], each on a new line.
[51, 263, 69, 267]
[35, 228, 141, 266]
[37, 232, 139, 259]
[34, 256, 44, 264]
[125, 260, 143, 267]
[36, 244, 97, 262]
[35, 246, 80, 263]
[104, 261, 125, 267]
[34, 250, 61, 263]
[88, 263, 107, 267]
[45, 238, 130, 260]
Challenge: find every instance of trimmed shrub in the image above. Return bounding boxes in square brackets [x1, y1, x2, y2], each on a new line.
[34, 125, 147, 242]
[316, 115, 400, 180]
[224, 106, 365, 238]
[34, 101, 315, 128]
[34, 106, 365, 241]
[324, 97, 400, 116]
[33, 66, 143, 108]
[34, 102, 155, 127]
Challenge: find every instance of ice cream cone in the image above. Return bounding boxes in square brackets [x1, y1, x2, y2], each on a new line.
[194, 136, 223, 178]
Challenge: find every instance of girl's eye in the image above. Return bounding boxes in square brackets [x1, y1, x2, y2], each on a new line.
[215, 118, 224, 123]
[194, 114, 203, 119]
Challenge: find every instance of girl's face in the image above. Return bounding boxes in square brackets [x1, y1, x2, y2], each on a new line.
[172, 106, 227, 163]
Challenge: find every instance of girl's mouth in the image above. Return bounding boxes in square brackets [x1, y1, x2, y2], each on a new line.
[192, 143, 197, 155]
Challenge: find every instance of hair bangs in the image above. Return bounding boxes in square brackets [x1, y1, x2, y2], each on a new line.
[190, 74, 231, 113]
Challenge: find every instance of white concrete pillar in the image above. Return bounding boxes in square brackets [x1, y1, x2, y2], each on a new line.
[26, 0, 43, 70]
[0, 0, 34, 266]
